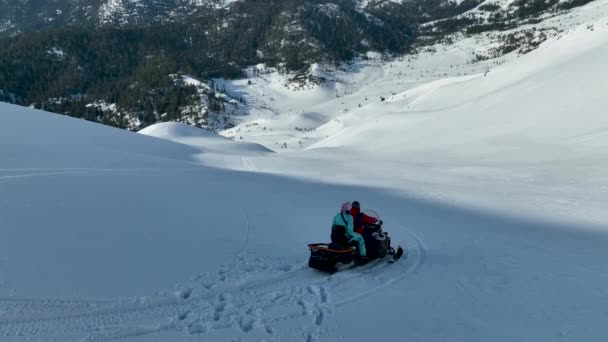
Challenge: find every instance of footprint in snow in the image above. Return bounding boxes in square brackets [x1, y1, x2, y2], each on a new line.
[313, 307, 324, 326]
[178, 310, 190, 321]
[179, 288, 193, 299]
[214, 302, 226, 321]
[265, 325, 274, 335]
[319, 287, 328, 303]
[236, 306, 262, 333]
[306, 285, 329, 303]
[187, 320, 208, 334]
[213, 294, 229, 321]
[218, 269, 227, 282]
[238, 316, 255, 333]
[304, 330, 318, 342]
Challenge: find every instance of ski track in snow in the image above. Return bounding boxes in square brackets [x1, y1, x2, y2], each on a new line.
[0, 168, 201, 176]
[235, 207, 252, 257]
[334, 228, 426, 307]
[0, 169, 184, 182]
[240, 156, 257, 171]
[0, 171, 86, 180]
[0, 230, 424, 341]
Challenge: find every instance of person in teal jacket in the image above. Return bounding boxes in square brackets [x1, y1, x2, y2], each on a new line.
[332, 202, 367, 258]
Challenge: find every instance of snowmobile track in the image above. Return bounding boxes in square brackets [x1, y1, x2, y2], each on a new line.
[0, 229, 425, 341]
[334, 227, 426, 307]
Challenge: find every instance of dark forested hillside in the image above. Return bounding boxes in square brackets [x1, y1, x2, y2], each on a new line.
[0, 0, 598, 130]
[0, 0, 416, 129]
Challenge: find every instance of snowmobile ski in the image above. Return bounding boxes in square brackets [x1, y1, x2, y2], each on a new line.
[389, 246, 404, 263]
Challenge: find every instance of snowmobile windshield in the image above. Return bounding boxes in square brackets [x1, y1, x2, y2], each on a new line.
[363, 210, 380, 221]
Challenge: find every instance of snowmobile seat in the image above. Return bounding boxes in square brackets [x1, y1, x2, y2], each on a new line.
[307, 243, 356, 273]
[328, 242, 345, 250]
[331, 225, 351, 248]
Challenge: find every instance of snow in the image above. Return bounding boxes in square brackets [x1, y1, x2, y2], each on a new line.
[220, 0, 608, 226]
[139, 121, 272, 156]
[2, 1, 608, 341]
[179, 76, 210, 90]
[98, 0, 238, 25]
[46, 47, 65, 60]
[99, 0, 130, 25]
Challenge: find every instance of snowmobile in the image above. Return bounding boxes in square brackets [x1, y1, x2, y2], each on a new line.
[308, 211, 404, 273]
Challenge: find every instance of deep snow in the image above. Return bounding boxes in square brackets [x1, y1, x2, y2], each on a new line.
[2, 1, 608, 341]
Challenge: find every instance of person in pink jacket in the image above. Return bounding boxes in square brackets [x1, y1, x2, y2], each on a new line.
[331, 202, 367, 258]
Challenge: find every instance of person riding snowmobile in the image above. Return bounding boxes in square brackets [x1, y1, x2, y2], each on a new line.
[332, 202, 367, 258]
[350, 201, 380, 235]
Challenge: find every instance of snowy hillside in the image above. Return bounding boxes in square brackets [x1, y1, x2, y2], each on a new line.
[2, 83, 608, 342]
[1, 1, 608, 342]
[220, 0, 608, 226]
[139, 122, 272, 156]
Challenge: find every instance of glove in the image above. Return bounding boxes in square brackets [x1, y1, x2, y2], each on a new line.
[378, 220, 383, 226]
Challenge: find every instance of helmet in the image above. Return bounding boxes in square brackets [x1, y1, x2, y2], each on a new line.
[352, 201, 360, 209]
[341, 201, 351, 213]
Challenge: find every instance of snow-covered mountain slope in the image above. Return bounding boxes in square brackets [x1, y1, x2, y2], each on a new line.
[139, 122, 272, 156]
[219, 0, 608, 226]
[1, 2, 608, 342]
[2, 68, 608, 342]
[1, 0, 597, 132]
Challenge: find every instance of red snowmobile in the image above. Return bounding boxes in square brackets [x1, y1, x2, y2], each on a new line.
[308, 211, 404, 273]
